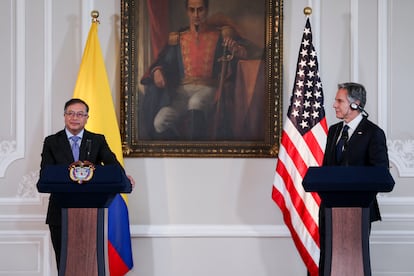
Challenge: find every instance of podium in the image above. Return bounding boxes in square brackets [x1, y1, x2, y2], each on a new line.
[37, 164, 132, 276]
[303, 166, 394, 276]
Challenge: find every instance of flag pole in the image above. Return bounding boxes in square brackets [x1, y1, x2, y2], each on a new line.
[304, 6, 312, 17]
[91, 10, 100, 23]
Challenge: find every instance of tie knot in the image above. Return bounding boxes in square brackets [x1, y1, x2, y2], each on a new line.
[343, 125, 349, 131]
[70, 136, 80, 143]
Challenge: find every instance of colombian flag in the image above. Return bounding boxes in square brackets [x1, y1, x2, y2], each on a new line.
[72, 16, 134, 275]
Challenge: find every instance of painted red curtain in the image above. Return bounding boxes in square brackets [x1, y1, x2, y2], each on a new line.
[147, 0, 169, 59]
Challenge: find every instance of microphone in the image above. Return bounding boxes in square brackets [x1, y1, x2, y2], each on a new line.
[86, 139, 92, 161]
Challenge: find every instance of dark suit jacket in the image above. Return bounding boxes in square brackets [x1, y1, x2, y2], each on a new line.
[40, 129, 121, 225]
[322, 116, 389, 222]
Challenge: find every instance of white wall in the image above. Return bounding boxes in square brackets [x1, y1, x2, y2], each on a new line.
[0, 0, 413, 275]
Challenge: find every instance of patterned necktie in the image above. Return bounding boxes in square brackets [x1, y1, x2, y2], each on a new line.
[336, 125, 349, 163]
[70, 136, 80, 161]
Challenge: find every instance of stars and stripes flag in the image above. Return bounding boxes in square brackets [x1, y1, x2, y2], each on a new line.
[272, 18, 328, 276]
[72, 19, 134, 275]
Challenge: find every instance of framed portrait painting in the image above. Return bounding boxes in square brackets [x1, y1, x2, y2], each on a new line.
[120, 0, 283, 157]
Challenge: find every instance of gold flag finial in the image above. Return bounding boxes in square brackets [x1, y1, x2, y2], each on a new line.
[304, 7, 312, 16]
[91, 10, 100, 23]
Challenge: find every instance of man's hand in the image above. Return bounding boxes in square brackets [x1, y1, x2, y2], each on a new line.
[153, 68, 166, 88]
[224, 38, 247, 59]
[127, 175, 136, 190]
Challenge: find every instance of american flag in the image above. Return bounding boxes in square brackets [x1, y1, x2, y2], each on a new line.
[272, 18, 328, 276]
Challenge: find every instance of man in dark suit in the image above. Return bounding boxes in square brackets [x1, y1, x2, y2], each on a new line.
[318, 82, 389, 275]
[39, 98, 134, 269]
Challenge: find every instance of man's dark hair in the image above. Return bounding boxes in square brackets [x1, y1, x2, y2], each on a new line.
[64, 98, 89, 113]
[185, 0, 209, 9]
[338, 82, 367, 108]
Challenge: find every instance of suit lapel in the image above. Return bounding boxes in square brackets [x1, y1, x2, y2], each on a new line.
[333, 123, 343, 143]
[57, 130, 75, 162]
[348, 117, 367, 145]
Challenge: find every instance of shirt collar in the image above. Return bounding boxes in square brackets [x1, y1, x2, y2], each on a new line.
[341, 113, 363, 140]
[65, 128, 84, 140]
[345, 113, 363, 131]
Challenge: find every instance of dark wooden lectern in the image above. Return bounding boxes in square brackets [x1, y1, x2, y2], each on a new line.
[303, 166, 395, 276]
[37, 164, 132, 276]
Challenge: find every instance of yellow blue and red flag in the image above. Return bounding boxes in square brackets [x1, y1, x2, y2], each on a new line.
[72, 17, 133, 276]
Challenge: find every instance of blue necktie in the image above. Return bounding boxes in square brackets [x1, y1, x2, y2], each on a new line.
[70, 136, 80, 161]
[336, 125, 349, 163]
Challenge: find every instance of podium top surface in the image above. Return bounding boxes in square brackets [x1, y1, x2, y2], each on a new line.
[37, 164, 132, 194]
[302, 166, 395, 193]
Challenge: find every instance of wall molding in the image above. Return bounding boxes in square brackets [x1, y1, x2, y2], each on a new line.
[43, 0, 53, 136]
[0, 197, 43, 206]
[129, 223, 414, 240]
[0, 230, 50, 276]
[0, 214, 45, 222]
[0, 0, 25, 177]
[388, 139, 414, 177]
[350, 0, 359, 80]
[0, 221, 412, 242]
[0, 214, 413, 240]
[130, 224, 290, 238]
[378, 0, 389, 130]
[379, 196, 414, 205]
[17, 170, 41, 199]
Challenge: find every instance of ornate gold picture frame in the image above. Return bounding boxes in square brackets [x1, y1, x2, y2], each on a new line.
[120, 0, 283, 157]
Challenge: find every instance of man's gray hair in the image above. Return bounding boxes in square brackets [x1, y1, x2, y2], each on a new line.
[338, 82, 367, 108]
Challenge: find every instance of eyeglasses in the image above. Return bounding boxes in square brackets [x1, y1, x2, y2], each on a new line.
[64, 111, 88, 118]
